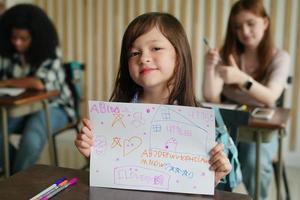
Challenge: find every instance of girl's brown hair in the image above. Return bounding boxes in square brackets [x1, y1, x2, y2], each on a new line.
[221, 0, 273, 81]
[110, 12, 198, 106]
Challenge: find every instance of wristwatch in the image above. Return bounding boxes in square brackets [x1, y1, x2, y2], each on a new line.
[243, 77, 253, 90]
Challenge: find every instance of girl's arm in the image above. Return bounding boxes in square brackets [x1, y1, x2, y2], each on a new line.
[202, 49, 224, 103]
[74, 118, 93, 158]
[218, 53, 290, 107]
[0, 77, 44, 90]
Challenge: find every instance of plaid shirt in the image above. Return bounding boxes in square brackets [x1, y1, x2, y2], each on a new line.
[0, 48, 76, 122]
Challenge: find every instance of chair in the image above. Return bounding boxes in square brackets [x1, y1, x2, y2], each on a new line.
[272, 76, 292, 200]
[219, 109, 250, 145]
[51, 61, 84, 166]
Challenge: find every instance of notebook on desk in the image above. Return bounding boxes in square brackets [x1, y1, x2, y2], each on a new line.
[251, 107, 275, 120]
[200, 102, 238, 110]
[0, 88, 25, 96]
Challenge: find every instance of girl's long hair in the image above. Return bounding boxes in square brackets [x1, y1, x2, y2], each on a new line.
[221, 0, 273, 81]
[110, 12, 198, 106]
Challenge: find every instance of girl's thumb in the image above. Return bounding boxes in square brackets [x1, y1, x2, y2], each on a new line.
[229, 54, 238, 68]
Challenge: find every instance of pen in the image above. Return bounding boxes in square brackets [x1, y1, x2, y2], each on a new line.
[41, 178, 78, 200]
[203, 37, 212, 49]
[30, 176, 66, 200]
[203, 37, 223, 63]
[39, 179, 68, 199]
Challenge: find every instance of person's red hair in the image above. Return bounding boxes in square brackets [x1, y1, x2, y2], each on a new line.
[221, 0, 273, 81]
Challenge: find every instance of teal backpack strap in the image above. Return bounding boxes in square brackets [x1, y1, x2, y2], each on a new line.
[212, 106, 228, 139]
[212, 106, 242, 190]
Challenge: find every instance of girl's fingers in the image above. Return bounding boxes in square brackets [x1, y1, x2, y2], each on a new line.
[211, 157, 231, 172]
[82, 126, 93, 139]
[209, 150, 226, 167]
[82, 118, 92, 130]
[77, 131, 93, 146]
[209, 143, 224, 156]
[75, 139, 90, 149]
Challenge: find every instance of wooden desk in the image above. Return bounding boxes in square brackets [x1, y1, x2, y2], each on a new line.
[0, 164, 252, 200]
[239, 108, 290, 200]
[0, 90, 59, 178]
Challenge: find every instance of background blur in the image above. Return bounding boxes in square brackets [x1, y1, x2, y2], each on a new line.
[3, 0, 300, 170]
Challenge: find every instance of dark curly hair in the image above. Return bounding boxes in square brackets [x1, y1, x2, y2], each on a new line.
[0, 4, 59, 69]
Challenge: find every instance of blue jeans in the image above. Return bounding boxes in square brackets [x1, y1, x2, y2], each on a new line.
[238, 130, 278, 200]
[0, 106, 69, 173]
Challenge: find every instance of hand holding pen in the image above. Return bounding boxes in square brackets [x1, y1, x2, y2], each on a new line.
[203, 38, 223, 66]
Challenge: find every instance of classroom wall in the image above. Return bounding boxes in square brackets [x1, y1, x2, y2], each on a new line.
[5, 0, 300, 167]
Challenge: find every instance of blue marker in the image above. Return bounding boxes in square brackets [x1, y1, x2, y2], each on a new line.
[30, 176, 66, 200]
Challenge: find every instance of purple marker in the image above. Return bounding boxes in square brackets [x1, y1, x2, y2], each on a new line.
[29, 176, 66, 200]
[41, 178, 78, 200]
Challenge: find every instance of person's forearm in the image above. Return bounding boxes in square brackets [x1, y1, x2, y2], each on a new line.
[238, 75, 283, 107]
[203, 66, 223, 103]
[0, 77, 45, 90]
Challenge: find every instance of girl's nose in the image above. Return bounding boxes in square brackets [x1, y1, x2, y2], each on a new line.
[139, 51, 151, 64]
[241, 25, 250, 36]
[13, 39, 22, 48]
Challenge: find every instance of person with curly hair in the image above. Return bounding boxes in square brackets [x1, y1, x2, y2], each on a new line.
[0, 4, 75, 173]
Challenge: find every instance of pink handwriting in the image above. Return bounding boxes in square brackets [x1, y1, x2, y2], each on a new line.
[114, 166, 170, 189]
[90, 102, 120, 114]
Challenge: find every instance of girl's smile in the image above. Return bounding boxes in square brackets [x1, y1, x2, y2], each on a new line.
[139, 67, 158, 75]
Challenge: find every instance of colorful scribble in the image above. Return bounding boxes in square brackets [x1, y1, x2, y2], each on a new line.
[123, 136, 142, 156]
[150, 106, 209, 155]
[165, 163, 194, 178]
[140, 159, 165, 168]
[112, 113, 126, 127]
[131, 112, 145, 128]
[111, 137, 122, 148]
[114, 166, 170, 189]
[94, 135, 107, 155]
[90, 102, 120, 114]
[164, 137, 178, 151]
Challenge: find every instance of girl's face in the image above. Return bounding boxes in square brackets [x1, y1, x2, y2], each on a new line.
[11, 28, 32, 54]
[234, 11, 269, 49]
[128, 27, 177, 92]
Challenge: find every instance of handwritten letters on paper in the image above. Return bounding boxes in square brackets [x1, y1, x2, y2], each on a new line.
[89, 101, 215, 195]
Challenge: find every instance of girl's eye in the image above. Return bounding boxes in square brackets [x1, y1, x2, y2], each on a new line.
[128, 51, 140, 58]
[153, 47, 162, 51]
[248, 22, 255, 27]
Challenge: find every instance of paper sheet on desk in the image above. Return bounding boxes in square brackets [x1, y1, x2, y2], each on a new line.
[201, 102, 238, 110]
[0, 88, 25, 96]
[89, 101, 215, 195]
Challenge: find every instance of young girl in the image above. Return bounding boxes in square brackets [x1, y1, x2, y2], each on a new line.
[0, 4, 75, 173]
[203, 0, 290, 199]
[75, 12, 233, 186]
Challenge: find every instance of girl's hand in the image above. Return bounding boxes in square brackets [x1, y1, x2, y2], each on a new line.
[205, 48, 221, 69]
[209, 143, 232, 185]
[218, 54, 248, 85]
[74, 118, 93, 158]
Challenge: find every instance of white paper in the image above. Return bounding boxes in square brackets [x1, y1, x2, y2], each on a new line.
[201, 102, 238, 110]
[89, 101, 215, 195]
[0, 88, 25, 96]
